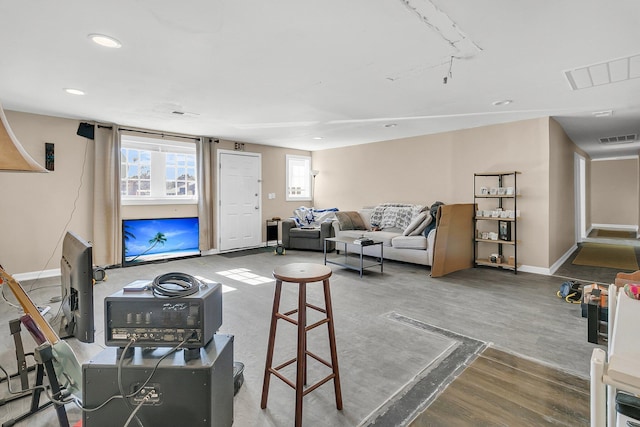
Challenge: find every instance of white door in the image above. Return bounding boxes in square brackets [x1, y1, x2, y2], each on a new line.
[218, 150, 262, 251]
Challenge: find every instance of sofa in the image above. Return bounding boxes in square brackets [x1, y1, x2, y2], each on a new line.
[332, 204, 437, 266]
[282, 207, 338, 251]
[331, 203, 476, 276]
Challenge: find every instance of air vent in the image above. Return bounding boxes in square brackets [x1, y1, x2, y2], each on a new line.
[599, 134, 637, 145]
[564, 53, 640, 90]
[172, 111, 185, 115]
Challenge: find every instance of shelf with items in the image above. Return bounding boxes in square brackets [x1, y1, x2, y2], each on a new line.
[475, 238, 517, 245]
[474, 259, 520, 270]
[473, 171, 521, 274]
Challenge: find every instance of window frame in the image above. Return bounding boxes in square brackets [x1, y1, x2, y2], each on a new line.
[285, 154, 312, 202]
[120, 135, 198, 206]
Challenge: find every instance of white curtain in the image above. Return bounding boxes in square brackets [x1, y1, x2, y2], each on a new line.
[92, 125, 121, 266]
[197, 137, 214, 251]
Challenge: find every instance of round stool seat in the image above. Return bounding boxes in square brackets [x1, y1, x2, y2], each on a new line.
[273, 263, 332, 283]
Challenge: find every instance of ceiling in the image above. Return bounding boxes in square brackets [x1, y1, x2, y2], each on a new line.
[1, 1, 639, 158]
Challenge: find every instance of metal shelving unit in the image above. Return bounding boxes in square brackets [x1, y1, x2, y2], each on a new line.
[473, 171, 521, 274]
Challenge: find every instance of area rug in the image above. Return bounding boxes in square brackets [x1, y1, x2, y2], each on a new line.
[596, 229, 636, 239]
[572, 243, 639, 271]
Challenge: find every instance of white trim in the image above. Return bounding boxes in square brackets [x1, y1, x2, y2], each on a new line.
[574, 152, 587, 242]
[14, 268, 60, 282]
[548, 244, 578, 275]
[591, 155, 639, 162]
[518, 264, 552, 276]
[121, 197, 197, 206]
[591, 223, 638, 232]
[586, 225, 594, 237]
[200, 249, 219, 256]
[285, 154, 312, 202]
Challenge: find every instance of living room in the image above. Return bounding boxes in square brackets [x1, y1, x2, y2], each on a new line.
[3, 110, 637, 277]
[0, 102, 636, 427]
[2, 1, 640, 426]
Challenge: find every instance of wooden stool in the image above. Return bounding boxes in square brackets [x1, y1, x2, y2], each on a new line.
[261, 263, 343, 426]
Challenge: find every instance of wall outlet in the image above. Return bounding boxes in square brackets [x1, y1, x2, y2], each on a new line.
[268, 193, 276, 199]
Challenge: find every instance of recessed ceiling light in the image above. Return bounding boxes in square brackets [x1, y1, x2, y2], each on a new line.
[492, 100, 513, 106]
[592, 110, 613, 118]
[88, 33, 122, 49]
[64, 88, 85, 96]
[384, 123, 398, 128]
[312, 137, 323, 140]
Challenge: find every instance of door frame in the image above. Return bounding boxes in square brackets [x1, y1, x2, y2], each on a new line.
[574, 152, 587, 243]
[216, 149, 262, 252]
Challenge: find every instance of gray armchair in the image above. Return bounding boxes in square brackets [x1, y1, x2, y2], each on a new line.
[282, 219, 335, 252]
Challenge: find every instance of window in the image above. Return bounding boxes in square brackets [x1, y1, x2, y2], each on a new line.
[120, 135, 197, 205]
[286, 155, 312, 201]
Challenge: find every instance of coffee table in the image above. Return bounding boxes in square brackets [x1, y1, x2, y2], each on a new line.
[323, 237, 383, 277]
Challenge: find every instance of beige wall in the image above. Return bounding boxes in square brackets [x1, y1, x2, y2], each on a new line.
[0, 111, 94, 274]
[0, 111, 310, 275]
[314, 118, 563, 270]
[548, 119, 589, 265]
[1, 110, 592, 274]
[590, 157, 639, 227]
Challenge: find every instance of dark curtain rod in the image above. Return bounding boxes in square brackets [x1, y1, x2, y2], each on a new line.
[95, 124, 200, 142]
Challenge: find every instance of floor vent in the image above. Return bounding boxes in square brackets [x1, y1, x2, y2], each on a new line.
[599, 134, 637, 145]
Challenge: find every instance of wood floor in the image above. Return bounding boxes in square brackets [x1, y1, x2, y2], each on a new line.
[409, 347, 590, 427]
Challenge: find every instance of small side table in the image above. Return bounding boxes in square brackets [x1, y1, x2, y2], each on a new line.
[265, 219, 280, 247]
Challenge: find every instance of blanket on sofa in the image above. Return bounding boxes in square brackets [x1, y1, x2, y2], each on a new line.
[291, 206, 339, 227]
[370, 203, 426, 230]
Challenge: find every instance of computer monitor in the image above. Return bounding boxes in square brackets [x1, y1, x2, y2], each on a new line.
[59, 231, 95, 343]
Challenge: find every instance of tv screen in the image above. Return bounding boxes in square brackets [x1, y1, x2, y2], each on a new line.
[122, 217, 200, 266]
[59, 231, 95, 343]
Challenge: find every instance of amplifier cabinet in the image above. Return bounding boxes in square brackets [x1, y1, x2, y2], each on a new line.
[83, 334, 233, 427]
[104, 278, 222, 348]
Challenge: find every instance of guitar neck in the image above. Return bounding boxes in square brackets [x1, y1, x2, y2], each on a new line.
[0, 267, 60, 344]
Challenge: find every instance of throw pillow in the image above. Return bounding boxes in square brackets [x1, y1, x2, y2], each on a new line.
[336, 211, 366, 230]
[410, 215, 432, 236]
[403, 212, 428, 236]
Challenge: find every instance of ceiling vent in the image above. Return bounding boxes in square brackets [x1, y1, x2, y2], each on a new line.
[599, 134, 637, 145]
[564, 53, 640, 90]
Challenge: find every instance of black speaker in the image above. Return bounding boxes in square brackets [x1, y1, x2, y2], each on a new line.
[77, 122, 95, 139]
[83, 334, 234, 426]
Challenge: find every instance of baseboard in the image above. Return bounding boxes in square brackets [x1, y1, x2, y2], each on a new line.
[516, 243, 577, 276]
[592, 223, 638, 232]
[518, 264, 552, 276]
[13, 268, 60, 282]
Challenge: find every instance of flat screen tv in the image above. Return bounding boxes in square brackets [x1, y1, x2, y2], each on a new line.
[122, 217, 200, 267]
[59, 231, 95, 343]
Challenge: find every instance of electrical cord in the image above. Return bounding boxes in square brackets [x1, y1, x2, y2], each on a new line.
[117, 339, 143, 427]
[0, 362, 48, 396]
[26, 136, 89, 295]
[110, 334, 193, 426]
[150, 272, 201, 298]
[124, 393, 153, 427]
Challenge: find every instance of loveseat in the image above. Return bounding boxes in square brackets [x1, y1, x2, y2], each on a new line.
[332, 204, 437, 266]
[282, 207, 338, 251]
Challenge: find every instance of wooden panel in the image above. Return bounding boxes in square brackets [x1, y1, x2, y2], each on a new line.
[431, 204, 476, 278]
